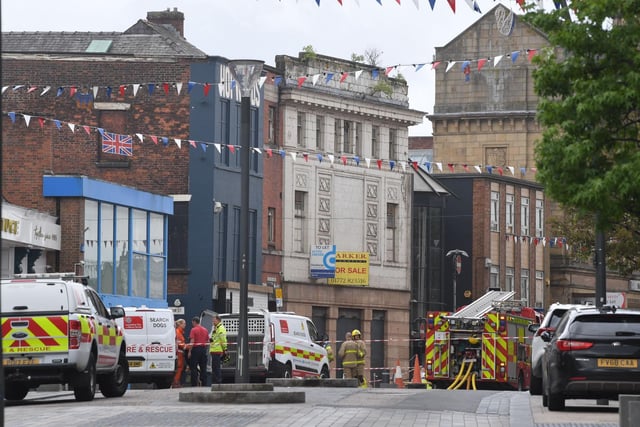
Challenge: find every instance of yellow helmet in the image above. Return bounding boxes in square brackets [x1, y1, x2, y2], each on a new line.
[468, 335, 480, 345]
[352, 329, 361, 337]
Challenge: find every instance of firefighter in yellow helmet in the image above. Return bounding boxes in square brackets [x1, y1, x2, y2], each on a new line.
[352, 329, 367, 387]
[338, 331, 358, 379]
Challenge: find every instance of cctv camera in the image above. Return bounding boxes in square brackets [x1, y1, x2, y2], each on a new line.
[213, 201, 223, 214]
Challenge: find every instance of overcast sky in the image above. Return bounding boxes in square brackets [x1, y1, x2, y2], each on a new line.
[1, 0, 537, 135]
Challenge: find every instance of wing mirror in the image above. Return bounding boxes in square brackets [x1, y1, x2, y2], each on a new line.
[110, 306, 125, 319]
[540, 330, 552, 342]
[528, 323, 540, 333]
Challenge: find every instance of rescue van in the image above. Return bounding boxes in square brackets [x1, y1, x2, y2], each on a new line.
[1, 273, 129, 401]
[115, 307, 176, 389]
[200, 309, 329, 383]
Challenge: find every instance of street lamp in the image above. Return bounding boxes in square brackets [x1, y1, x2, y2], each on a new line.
[446, 249, 469, 312]
[228, 59, 264, 384]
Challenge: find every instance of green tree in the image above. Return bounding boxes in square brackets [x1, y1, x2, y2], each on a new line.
[527, 2, 640, 226]
[524, 1, 640, 271]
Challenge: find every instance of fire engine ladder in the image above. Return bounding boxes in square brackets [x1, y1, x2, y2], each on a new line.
[448, 290, 516, 320]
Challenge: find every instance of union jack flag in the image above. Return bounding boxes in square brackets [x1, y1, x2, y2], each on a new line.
[102, 132, 133, 157]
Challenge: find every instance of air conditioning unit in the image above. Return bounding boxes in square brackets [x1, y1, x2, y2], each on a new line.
[629, 280, 640, 292]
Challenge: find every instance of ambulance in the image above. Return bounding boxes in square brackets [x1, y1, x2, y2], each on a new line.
[200, 309, 330, 383]
[115, 307, 176, 389]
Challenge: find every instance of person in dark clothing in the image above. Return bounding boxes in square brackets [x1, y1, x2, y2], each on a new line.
[188, 316, 209, 386]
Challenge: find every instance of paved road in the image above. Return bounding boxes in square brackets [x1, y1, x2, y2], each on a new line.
[4, 387, 620, 427]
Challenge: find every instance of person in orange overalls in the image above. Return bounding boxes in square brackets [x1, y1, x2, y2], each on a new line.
[173, 318, 187, 388]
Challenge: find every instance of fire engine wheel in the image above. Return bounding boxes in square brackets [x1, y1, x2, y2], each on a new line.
[99, 347, 129, 398]
[547, 393, 566, 411]
[283, 362, 293, 379]
[320, 365, 330, 379]
[529, 374, 542, 395]
[74, 353, 97, 402]
[5, 382, 29, 401]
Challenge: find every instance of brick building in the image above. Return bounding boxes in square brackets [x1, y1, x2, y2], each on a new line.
[1, 9, 207, 308]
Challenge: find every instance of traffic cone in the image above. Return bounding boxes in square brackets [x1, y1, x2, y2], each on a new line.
[412, 357, 421, 384]
[394, 359, 404, 388]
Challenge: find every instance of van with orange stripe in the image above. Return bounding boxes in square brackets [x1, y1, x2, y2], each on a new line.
[1, 273, 129, 401]
[201, 309, 330, 382]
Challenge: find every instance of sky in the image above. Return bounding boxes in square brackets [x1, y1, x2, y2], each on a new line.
[0, 0, 537, 135]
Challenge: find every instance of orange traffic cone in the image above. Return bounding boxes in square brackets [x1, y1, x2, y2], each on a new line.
[412, 357, 421, 384]
[394, 359, 404, 388]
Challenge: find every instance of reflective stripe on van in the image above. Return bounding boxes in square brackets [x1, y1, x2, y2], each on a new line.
[275, 344, 323, 362]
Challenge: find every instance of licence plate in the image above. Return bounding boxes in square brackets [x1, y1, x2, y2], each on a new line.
[128, 361, 143, 368]
[3, 358, 40, 366]
[597, 358, 638, 368]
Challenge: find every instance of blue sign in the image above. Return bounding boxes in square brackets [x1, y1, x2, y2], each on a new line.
[310, 245, 336, 278]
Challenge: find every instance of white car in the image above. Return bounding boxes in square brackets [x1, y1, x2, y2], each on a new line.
[528, 302, 590, 395]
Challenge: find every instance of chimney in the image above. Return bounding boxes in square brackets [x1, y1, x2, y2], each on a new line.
[147, 8, 185, 37]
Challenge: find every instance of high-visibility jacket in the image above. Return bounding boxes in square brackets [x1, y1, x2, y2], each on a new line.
[209, 322, 227, 354]
[354, 339, 366, 365]
[338, 340, 359, 366]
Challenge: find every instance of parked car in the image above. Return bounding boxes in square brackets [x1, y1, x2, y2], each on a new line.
[528, 303, 589, 395]
[540, 305, 640, 411]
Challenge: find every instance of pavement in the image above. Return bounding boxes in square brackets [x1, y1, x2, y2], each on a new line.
[4, 385, 621, 427]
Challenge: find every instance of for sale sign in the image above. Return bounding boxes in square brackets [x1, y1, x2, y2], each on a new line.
[328, 252, 369, 286]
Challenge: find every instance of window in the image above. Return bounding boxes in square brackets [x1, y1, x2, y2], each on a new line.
[316, 115, 324, 151]
[535, 198, 544, 238]
[521, 269, 530, 305]
[389, 128, 397, 160]
[490, 191, 500, 232]
[83, 199, 166, 300]
[268, 106, 276, 144]
[372, 126, 379, 158]
[386, 203, 397, 262]
[343, 121, 352, 153]
[168, 201, 188, 270]
[297, 112, 306, 148]
[506, 194, 514, 232]
[334, 119, 342, 153]
[220, 100, 230, 166]
[216, 204, 227, 280]
[506, 267, 514, 292]
[355, 122, 362, 156]
[521, 197, 530, 236]
[267, 207, 276, 244]
[490, 265, 500, 289]
[294, 191, 306, 253]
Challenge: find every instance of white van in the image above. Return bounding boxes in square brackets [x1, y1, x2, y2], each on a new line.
[116, 307, 176, 389]
[200, 309, 329, 383]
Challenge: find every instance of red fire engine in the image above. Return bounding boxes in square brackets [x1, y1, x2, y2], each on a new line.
[424, 290, 538, 390]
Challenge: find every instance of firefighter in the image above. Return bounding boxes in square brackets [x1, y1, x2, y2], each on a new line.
[338, 331, 358, 379]
[352, 329, 367, 387]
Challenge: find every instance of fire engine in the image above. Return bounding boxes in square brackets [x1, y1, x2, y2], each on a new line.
[424, 290, 538, 391]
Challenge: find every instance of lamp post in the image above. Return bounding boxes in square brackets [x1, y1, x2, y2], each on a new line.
[446, 249, 469, 312]
[228, 59, 264, 384]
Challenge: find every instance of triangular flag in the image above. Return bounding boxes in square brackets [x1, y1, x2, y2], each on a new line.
[136, 133, 144, 143]
[494, 55, 503, 67]
[477, 58, 487, 71]
[497, 167, 503, 176]
[447, 0, 456, 12]
[163, 82, 170, 95]
[462, 164, 469, 172]
[385, 66, 394, 76]
[176, 82, 183, 95]
[312, 74, 321, 86]
[274, 76, 283, 86]
[414, 63, 425, 72]
[372, 69, 379, 79]
[83, 125, 91, 135]
[150, 136, 158, 145]
[40, 86, 51, 96]
[188, 82, 196, 93]
[508, 166, 515, 176]
[474, 165, 482, 173]
[23, 114, 32, 127]
[354, 156, 360, 166]
[424, 162, 432, 173]
[527, 49, 537, 62]
[365, 158, 371, 168]
[445, 61, 456, 72]
[486, 165, 493, 174]
[341, 155, 347, 165]
[340, 72, 349, 83]
[389, 160, 395, 170]
[297, 76, 307, 88]
[510, 51, 520, 63]
[412, 161, 418, 171]
[354, 70, 363, 80]
[259, 76, 267, 88]
[303, 153, 309, 162]
[56, 87, 64, 97]
[175, 139, 182, 149]
[204, 83, 211, 96]
[400, 161, 407, 172]
[54, 119, 61, 129]
[161, 137, 169, 147]
[133, 84, 140, 96]
[431, 61, 441, 70]
[228, 145, 236, 154]
[290, 152, 297, 162]
[328, 154, 335, 164]
[119, 85, 125, 97]
[447, 163, 454, 173]
[1, 86, 8, 94]
[27, 86, 37, 94]
[377, 159, 383, 169]
[317, 153, 323, 163]
[428, 0, 436, 9]
[200, 143, 207, 152]
[435, 162, 443, 172]
[266, 148, 273, 157]
[189, 140, 196, 148]
[214, 143, 222, 153]
[148, 83, 155, 95]
[412, 0, 419, 8]
[325, 73, 334, 84]
[38, 117, 45, 128]
[67, 122, 75, 132]
[279, 149, 286, 158]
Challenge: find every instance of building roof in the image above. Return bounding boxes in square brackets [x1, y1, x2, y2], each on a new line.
[1, 19, 206, 58]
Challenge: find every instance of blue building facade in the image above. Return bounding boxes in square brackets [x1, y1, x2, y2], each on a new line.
[174, 57, 264, 322]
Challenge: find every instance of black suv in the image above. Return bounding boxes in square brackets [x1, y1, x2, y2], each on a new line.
[541, 305, 640, 411]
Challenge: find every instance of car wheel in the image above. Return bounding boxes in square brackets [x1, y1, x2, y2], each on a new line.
[74, 353, 97, 402]
[548, 393, 565, 411]
[5, 382, 29, 401]
[283, 362, 292, 379]
[99, 348, 129, 398]
[320, 365, 330, 379]
[529, 374, 542, 395]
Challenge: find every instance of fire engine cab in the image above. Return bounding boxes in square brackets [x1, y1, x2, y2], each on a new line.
[425, 290, 537, 391]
